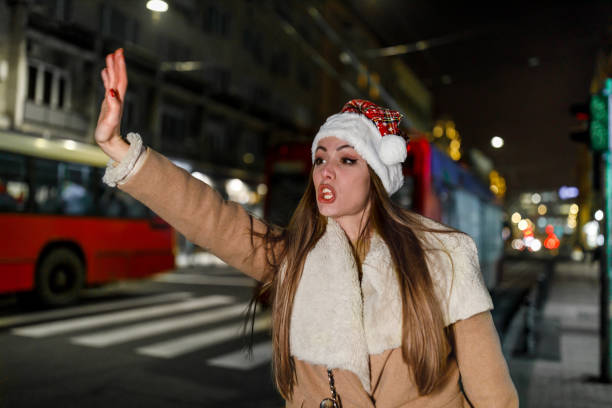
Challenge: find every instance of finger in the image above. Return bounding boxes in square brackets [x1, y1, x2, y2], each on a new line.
[103, 88, 121, 123]
[115, 48, 128, 97]
[105, 52, 116, 88]
[101, 69, 119, 105]
[101, 68, 110, 90]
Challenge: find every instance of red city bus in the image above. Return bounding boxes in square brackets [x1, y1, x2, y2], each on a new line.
[0, 131, 175, 306]
[263, 142, 312, 227]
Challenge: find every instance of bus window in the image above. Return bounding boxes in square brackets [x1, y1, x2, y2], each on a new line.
[31, 159, 83, 215]
[59, 162, 95, 215]
[94, 167, 149, 219]
[0, 151, 28, 212]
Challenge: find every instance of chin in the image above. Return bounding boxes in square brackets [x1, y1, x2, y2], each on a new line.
[316, 203, 338, 217]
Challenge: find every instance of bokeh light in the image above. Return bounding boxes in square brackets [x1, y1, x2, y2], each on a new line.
[537, 204, 547, 215]
[491, 136, 504, 148]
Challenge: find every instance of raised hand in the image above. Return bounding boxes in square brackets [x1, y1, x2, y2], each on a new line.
[95, 48, 129, 162]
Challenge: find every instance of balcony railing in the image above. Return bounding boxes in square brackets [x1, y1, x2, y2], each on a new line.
[23, 101, 89, 134]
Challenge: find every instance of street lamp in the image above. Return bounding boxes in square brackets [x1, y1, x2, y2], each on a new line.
[491, 136, 504, 148]
[146, 0, 168, 12]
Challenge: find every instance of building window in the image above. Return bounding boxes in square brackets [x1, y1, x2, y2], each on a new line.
[27, 65, 37, 101]
[160, 105, 190, 152]
[42, 69, 53, 105]
[202, 6, 231, 37]
[100, 5, 139, 44]
[50, 0, 72, 21]
[31, 0, 72, 21]
[58, 77, 66, 108]
[274, 0, 292, 24]
[122, 99, 136, 131]
[297, 65, 312, 90]
[242, 29, 264, 64]
[161, 112, 186, 141]
[157, 36, 191, 62]
[203, 67, 230, 93]
[27, 62, 70, 109]
[269, 49, 290, 78]
[203, 115, 230, 163]
[251, 85, 270, 105]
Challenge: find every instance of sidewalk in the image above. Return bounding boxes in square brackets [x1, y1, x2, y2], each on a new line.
[507, 260, 612, 408]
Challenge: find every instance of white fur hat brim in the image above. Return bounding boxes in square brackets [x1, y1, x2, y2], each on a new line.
[311, 112, 405, 195]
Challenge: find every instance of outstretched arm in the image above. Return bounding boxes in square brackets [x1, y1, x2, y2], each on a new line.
[94, 49, 279, 282]
[453, 311, 519, 408]
[118, 147, 278, 282]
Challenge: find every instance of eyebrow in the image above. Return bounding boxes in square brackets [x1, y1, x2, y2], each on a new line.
[315, 144, 354, 152]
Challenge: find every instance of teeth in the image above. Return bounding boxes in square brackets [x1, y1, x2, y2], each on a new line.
[322, 188, 331, 194]
[324, 194, 333, 199]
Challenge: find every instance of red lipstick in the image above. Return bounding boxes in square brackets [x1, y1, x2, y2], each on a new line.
[318, 184, 336, 204]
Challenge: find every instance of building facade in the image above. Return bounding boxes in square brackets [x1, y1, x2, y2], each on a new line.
[0, 0, 432, 181]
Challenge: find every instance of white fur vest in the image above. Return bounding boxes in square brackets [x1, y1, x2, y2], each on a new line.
[289, 216, 493, 394]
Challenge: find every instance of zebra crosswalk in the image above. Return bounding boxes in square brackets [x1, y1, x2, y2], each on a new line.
[153, 273, 256, 287]
[11, 295, 234, 338]
[137, 314, 271, 358]
[8, 292, 273, 371]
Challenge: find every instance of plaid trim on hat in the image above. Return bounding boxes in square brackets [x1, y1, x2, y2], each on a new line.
[341, 99, 406, 141]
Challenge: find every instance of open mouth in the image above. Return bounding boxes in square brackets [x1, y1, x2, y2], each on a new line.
[318, 184, 336, 203]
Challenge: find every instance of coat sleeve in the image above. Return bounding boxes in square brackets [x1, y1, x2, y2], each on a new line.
[453, 311, 519, 408]
[116, 147, 280, 282]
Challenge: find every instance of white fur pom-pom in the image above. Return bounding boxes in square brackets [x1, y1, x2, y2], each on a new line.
[378, 135, 407, 165]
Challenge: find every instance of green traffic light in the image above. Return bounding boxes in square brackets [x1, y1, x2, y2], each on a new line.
[590, 91, 610, 151]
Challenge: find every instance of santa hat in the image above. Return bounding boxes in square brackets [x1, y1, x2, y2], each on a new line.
[311, 99, 409, 195]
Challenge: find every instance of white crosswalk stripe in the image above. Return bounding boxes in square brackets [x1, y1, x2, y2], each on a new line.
[207, 340, 273, 370]
[11, 295, 234, 338]
[0, 292, 193, 329]
[7, 292, 273, 370]
[137, 314, 271, 358]
[153, 273, 256, 287]
[70, 302, 251, 347]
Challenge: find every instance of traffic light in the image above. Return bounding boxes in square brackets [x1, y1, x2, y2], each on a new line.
[591, 90, 610, 151]
[569, 101, 590, 145]
[569, 85, 610, 151]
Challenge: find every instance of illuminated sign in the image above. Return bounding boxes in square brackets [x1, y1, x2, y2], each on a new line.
[558, 185, 579, 200]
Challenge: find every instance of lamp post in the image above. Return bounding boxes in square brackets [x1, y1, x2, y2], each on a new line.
[146, 0, 168, 13]
[599, 78, 612, 382]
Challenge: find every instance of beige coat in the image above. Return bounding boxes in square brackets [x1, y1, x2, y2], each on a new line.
[118, 148, 519, 408]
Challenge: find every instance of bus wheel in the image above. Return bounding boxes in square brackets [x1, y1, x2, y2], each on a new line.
[36, 249, 84, 306]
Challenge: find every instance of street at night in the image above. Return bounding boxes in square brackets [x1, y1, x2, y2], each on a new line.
[2, 257, 612, 407]
[1, 1, 611, 407]
[0, 262, 283, 407]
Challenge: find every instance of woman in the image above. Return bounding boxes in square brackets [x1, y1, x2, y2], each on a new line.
[96, 48, 518, 407]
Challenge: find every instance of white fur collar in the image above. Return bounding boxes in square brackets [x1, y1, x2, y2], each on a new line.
[289, 218, 402, 394]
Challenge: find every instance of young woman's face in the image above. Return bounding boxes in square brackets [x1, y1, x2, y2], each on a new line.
[312, 136, 371, 222]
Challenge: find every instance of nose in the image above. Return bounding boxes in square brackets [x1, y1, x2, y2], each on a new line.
[320, 161, 336, 180]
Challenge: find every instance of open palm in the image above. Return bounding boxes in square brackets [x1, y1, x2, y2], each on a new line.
[95, 48, 128, 146]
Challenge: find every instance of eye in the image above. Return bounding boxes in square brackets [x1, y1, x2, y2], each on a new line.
[342, 157, 357, 165]
[314, 157, 325, 166]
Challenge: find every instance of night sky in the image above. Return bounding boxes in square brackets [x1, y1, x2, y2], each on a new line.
[346, 1, 611, 197]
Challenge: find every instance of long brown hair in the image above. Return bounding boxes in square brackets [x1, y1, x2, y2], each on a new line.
[247, 166, 462, 399]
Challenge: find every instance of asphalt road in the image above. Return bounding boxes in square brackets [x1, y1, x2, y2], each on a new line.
[0, 264, 284, 408]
